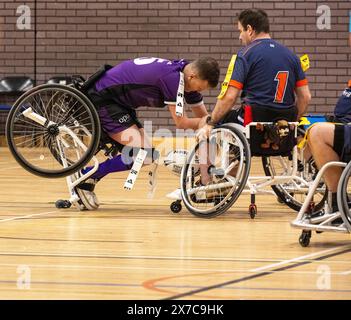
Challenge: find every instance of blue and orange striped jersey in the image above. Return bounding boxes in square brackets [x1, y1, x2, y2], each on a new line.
[230, 38, 308, 109]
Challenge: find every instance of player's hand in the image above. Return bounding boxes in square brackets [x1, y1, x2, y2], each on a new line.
[198, 115, 209, 129]
[196, 123, 213, 141]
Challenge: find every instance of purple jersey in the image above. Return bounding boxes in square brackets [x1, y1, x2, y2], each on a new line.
[92, 57, 203, 110]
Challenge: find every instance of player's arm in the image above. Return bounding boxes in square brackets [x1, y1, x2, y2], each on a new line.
[294, 55, 311, 120]
[210, 54, 245, 125]
[190, 102, 208, 118]
[295, 85, 311, 120]
[211, 86, 241, 124]
[168, 104, 203, 130]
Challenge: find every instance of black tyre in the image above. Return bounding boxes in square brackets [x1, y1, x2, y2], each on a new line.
[6, 84, 101, 178]
[299, 230, 311, 247]
[170, 201, 182, 214]
[337, 161, 351, 230]
[55, 200, 72, 209]
[262, 155, 327, 212]
[180, 123, 251, 218]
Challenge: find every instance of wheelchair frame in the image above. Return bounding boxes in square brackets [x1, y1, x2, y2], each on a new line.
[291, 161, 351, 247]
[8, 81, 162, 210]
[175, 121, 327, 219]
[6, 80, 327, 217]
[241, 122, 326, 218]
[20, 102, 101, 209]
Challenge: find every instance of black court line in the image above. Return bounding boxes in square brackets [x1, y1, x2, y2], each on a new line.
[163, 247, 351, 300]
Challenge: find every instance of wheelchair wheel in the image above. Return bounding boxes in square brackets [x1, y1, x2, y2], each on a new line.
[262, 155, 327, 212]
[181, 123, 251, 218]
[6, 84, 101, 178]
[337, 161, 351, 231]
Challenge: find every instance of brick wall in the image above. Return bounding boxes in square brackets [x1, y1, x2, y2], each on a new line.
[0, 0, 350, 133]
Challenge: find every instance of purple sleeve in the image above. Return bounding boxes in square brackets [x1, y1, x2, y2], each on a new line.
[158, 72, 179, 105]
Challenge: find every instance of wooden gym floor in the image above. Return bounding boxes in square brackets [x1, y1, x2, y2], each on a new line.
[0, 145, 350, 300]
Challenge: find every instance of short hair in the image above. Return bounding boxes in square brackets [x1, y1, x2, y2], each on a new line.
[238, 9, 270, 34]
[193, 57, 220, 88]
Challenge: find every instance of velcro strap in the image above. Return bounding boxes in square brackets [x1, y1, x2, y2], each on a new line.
[175, 72, 185, 117]
[124, 149, 148, 190]
[218, 54, 237, 99]
[77, 182, 96, 192]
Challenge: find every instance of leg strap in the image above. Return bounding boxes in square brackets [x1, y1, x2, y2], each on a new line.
[123, 147, 160, 191]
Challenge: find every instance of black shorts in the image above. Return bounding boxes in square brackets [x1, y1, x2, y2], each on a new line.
[333, 124, 351, 162]
[87, 88, 143, 134]
[97, 104, 143, 134]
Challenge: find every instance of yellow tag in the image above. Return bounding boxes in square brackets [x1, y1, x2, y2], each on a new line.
[297, 122, 319, 149]
[218, 54, 237, 99]
[299, 116, 310, 126]
[300, 54, 310, 72]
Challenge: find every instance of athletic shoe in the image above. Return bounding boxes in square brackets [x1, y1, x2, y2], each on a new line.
[166, 188, 181, 200]
[73, 171, 100, 210]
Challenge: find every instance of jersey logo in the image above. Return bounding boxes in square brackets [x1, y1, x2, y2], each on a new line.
[118, 114, 131, 123]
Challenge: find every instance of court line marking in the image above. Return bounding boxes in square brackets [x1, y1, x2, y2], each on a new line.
[250, 244, 351, 273]
[340, 269, 351, 275]
[0, 278, 351, 296]
[0, 262, 349, 276]
[0, 250, 350, 264]
[163, 244, 351, 300]
[0, 279, 350, 295]
[0, 210, 58, 223]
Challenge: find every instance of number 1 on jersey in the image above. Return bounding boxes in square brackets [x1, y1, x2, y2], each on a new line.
[274, 71, 289, 103]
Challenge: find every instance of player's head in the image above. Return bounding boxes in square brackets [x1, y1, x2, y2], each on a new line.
[184, 57, 220, 92]
[237, 9, 270, 46]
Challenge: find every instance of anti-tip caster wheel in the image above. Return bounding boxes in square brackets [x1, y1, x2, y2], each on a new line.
[249, 204, 257, 219]
[170, 200, 182, 214]
[55, 199, 72, 209]
[299, 230, 311, 247]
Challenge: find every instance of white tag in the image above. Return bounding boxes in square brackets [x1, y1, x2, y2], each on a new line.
[147, 160, 159, 198]
[175, 72, 185, 117]
[123, 149, 148, 190]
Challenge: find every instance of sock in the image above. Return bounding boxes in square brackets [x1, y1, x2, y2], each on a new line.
[82, 154, 133, 180]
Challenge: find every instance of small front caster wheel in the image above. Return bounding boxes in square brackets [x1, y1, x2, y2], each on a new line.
[249, 204, 257, 219]
[299, 230, 311, 247]
[170, 200, 182, 214]
[55, 199, 71, 209]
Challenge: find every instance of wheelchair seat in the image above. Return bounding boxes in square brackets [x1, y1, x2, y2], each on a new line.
[243, 104, 298, 157]
[47, 76, 74, 85]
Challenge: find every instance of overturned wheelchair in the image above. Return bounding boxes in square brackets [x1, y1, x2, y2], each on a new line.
[169, 106, 327, 218]
[5, 66, 155, 211]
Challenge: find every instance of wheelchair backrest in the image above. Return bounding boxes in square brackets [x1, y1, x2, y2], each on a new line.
[244, 104, 298, 156]
[79, 64, 113, 93]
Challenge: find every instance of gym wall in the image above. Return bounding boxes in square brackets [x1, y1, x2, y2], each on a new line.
[0, 0, 350, 133]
